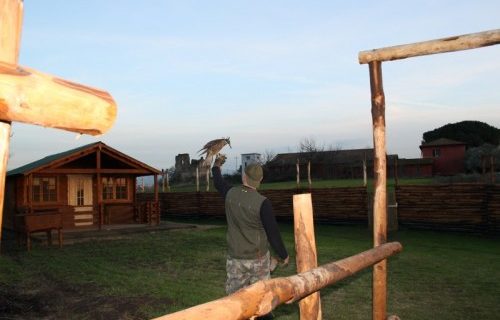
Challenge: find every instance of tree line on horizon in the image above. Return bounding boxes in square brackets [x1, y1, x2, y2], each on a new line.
[423, 120, 500, 147]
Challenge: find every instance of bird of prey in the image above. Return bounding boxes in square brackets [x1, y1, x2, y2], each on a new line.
[198, 137, 231, 167]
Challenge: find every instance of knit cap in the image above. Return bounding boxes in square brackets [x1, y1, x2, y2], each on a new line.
[244, 163, 263, 188]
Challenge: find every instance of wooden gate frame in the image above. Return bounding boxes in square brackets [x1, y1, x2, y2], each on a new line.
[359, 29, 500, 320]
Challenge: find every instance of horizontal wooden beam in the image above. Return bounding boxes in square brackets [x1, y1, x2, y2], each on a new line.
[359, 29, 500, 64]
[153, 242, 403, 320]
[0, 62, 116, 135]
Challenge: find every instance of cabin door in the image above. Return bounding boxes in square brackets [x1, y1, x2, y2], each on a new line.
[67, 175, 94, 227]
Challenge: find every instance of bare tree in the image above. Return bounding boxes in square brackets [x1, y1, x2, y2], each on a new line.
[298, 137, 324, 153]
[326, 142, 343, 151]
[261, 149, 276, 164]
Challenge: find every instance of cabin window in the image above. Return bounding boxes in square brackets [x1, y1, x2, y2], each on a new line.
[102, 177, 129, 200]
[32, 177, 57, 203]
[76, 179, 85, 206]
[115, 178, 127, 199]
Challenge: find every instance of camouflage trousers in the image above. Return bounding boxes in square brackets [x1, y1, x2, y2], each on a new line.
[225, 251, 271, 295]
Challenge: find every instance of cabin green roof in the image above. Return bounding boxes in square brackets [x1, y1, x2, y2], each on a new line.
[7, 142, 160, 176]
[7, 142, 100, 176]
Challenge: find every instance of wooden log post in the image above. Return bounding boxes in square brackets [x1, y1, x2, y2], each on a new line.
[161, 169, 165, 192]
[0, 0, 22, 248]
[166, 169, 170, 192]
[363, 158, 368, 187]
[196, 167, 200, 192]
[0, 122, 9, 244]
[153, 242, 402, 320]
[394, 157, 399, 187]
[293, 193, 322, 320]
[307, 161, 312, 189]
[296, 158, 300, 189]
[205, 167, 210, 192]
[152, 176, 159, 224]
[490, 155, 495, 184]
[369, 60, 388, 320]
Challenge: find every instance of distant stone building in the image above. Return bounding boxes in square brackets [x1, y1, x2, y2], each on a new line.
[174, 153, 203, 182]
[241, 153, 261, 173]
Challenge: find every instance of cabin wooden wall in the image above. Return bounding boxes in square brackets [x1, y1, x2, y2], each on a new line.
[3, 179, 16, 229]
[4, 174, 138, 231]
[105, 204, 134, 224]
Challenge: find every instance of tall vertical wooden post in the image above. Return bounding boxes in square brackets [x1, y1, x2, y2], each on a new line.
[394, 157, 399, 187]
[206, 168, 210, 192]
[196, 167, 200, 192]
[154, 174, 158, 202]
[369, 60, 387, 320]
[296, 159, 300, 189]
[490, 156, 495, 184]
[293, 193, 322, 320]
[154, 174, 159, 225]
[165, 169, 170, 192]
[161, 169, 165, 192]
[363, 158, 368, 187]
[0, 0, 23, 247]
[307, 161, 312, 189]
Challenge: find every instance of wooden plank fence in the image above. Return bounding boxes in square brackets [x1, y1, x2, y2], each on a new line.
[396, 184, 500, 232]
[488, 185, 500, 233]
[137, 187, 368, 223]
[138, 184, 500, 232]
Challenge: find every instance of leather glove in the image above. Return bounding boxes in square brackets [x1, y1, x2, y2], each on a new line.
[213, 154, 227, 167]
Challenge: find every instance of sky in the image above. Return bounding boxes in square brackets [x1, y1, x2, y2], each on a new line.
[7, 0, 500, 173]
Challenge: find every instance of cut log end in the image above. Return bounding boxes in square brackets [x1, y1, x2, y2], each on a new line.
[0, 63, 117, 135]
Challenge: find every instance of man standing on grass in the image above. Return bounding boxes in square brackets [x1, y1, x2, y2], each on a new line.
[212, 155, 289, 318]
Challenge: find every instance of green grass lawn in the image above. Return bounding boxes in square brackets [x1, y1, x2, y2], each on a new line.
[164, 177, 433, 193]
[1, 223, 499, 319]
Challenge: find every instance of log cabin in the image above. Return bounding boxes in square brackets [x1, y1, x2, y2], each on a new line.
[3, 141, 161, 236]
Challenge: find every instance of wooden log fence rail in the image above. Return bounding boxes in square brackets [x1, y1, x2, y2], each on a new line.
[153, 242, 402, 320]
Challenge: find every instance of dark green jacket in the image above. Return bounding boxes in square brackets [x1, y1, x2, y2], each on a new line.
[225, 186, 268, 259]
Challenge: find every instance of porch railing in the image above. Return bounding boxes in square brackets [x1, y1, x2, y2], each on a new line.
[134, 201, 160, 225]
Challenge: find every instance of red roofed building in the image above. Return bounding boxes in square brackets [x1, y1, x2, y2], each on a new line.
[420, 138, 466, 176]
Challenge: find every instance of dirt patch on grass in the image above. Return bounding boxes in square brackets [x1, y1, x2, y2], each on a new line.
[0, 280, 172, 320]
